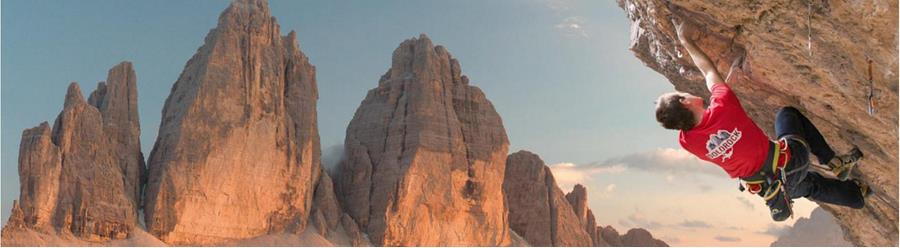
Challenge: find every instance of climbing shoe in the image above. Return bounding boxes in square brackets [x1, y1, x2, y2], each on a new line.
[854, 179, 874, 198]
[829, 146, 863, 181]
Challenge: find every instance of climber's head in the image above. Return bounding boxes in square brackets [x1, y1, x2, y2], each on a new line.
[655, 92, 704, 130]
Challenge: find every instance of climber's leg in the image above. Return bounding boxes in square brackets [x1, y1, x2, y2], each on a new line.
[789, 172, 866, 209]
[774, 106, 835, 165]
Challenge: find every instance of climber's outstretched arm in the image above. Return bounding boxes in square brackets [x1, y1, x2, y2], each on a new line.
[674, 19, 725, 91]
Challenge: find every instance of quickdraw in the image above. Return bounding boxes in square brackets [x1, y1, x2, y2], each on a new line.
[739, 138, 796, 219]
[778, 165, 794, 219]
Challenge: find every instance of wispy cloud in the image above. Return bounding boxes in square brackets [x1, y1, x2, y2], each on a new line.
[537, 0, 574, 12]
[536, 1, 590, 39]
[555, 16, 589, 38]
[714, 235, 742, 242]
[698, 184, 713, 192]
[581, 148, 725, 177]
[736, 196, 756, 210]
[677, 220, 712, 229]
[605, 184, 617, 193]
[618, 210, 663, 229]
[322, 144, 344, 172]
[758, 223, 789, 237]
[661, 236, 682, 245]
[549, 162, 625, 190]
[549, 148, 725, 189]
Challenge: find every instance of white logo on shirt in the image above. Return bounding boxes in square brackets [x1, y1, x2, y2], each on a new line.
[705, 128, 742, 162]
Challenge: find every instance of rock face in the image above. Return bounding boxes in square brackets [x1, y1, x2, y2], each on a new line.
[565, 185, 608, 246]
[600, 226, 623, 247]
[143, 0, 323, 245]
[598, 226, 668, 247]
[618, 0, 898, 246]
[503, 150, 592, 246]
[335, 34, 511, 246]
[503, 150, 667, 247]
[1, 62, 144, 242]
[621, 228, 668, 247]
[771, 207, 853, 246]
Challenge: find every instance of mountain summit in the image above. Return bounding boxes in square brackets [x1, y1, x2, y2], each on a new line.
[143, 0, 323, 244]
[335, 34, 513, 246]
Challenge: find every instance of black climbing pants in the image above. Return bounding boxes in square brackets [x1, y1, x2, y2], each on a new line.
[775, 106, 865, 209]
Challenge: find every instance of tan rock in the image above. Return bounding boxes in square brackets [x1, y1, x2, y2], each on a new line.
[3, 62, 144, 243]
[143, 0, 322, 245]
[618, 1, 898, 245]
[2, 201, 26, 232]
[335, 34, 511, 246]
[591, 226, 610, 247]
[566, 184, 605, 246]
[620, 228, 667, 247]
[340, 213, 368, 247]
[504, 150, 592, 246]
[312, 172, 342, 235]
[14, 122, 61, 232]
[309, 209, 329, 237]
[600, 226, 623, 247]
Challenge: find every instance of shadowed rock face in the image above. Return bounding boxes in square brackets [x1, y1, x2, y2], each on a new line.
[504, 150, 592, 246]
[600, 226, 623, 247]
[503, 150, 668, 247]
[335, 34, 511, 246]
[1, 62, 144, 242]
[618, 0, 898, 246]
[143, 0, 322, 245]
[565, 184, 607, 246]
[621, 228, 668, 247]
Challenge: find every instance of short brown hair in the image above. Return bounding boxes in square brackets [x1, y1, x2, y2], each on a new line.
[655, 93, 696, 130]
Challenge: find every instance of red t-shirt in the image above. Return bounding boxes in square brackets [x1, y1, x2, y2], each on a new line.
[679, 83, 770, 178]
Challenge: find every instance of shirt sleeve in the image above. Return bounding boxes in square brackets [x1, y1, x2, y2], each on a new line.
[708, 83, 740, 110]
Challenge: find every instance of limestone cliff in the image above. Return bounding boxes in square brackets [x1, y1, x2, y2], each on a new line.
[504, 150, 592, 246]
[335, 34, 512, 246]
[503, 150, 668, 247]
[1, 62, 145, 243]
[565, 185, 607, 246]
[143, 0, 323, 245]
[618, 0, 898, 246]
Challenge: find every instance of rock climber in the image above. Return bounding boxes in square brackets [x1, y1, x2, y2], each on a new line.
[654, 18, 871, 221]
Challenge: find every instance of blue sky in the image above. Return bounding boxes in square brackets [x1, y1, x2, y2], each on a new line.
[1, 0, 820, 245]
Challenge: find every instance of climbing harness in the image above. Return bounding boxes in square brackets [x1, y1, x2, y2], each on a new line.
[739, 137, 808, 219]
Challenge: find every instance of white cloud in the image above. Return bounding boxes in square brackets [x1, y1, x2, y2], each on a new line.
[555, 16, 589, 38]
[714, 235, 742, 242]
[580, 148, 727, 178]
[605, 184, 617, 193]
[538, 0, 574, 12]
[759, 223, 789, 237]
[678, 220, 712, 229]
[549, 162, 625, 190]
[736, 196, 756, 210]
[547, 148, 725, 195]
[619, 210, 663, 229]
